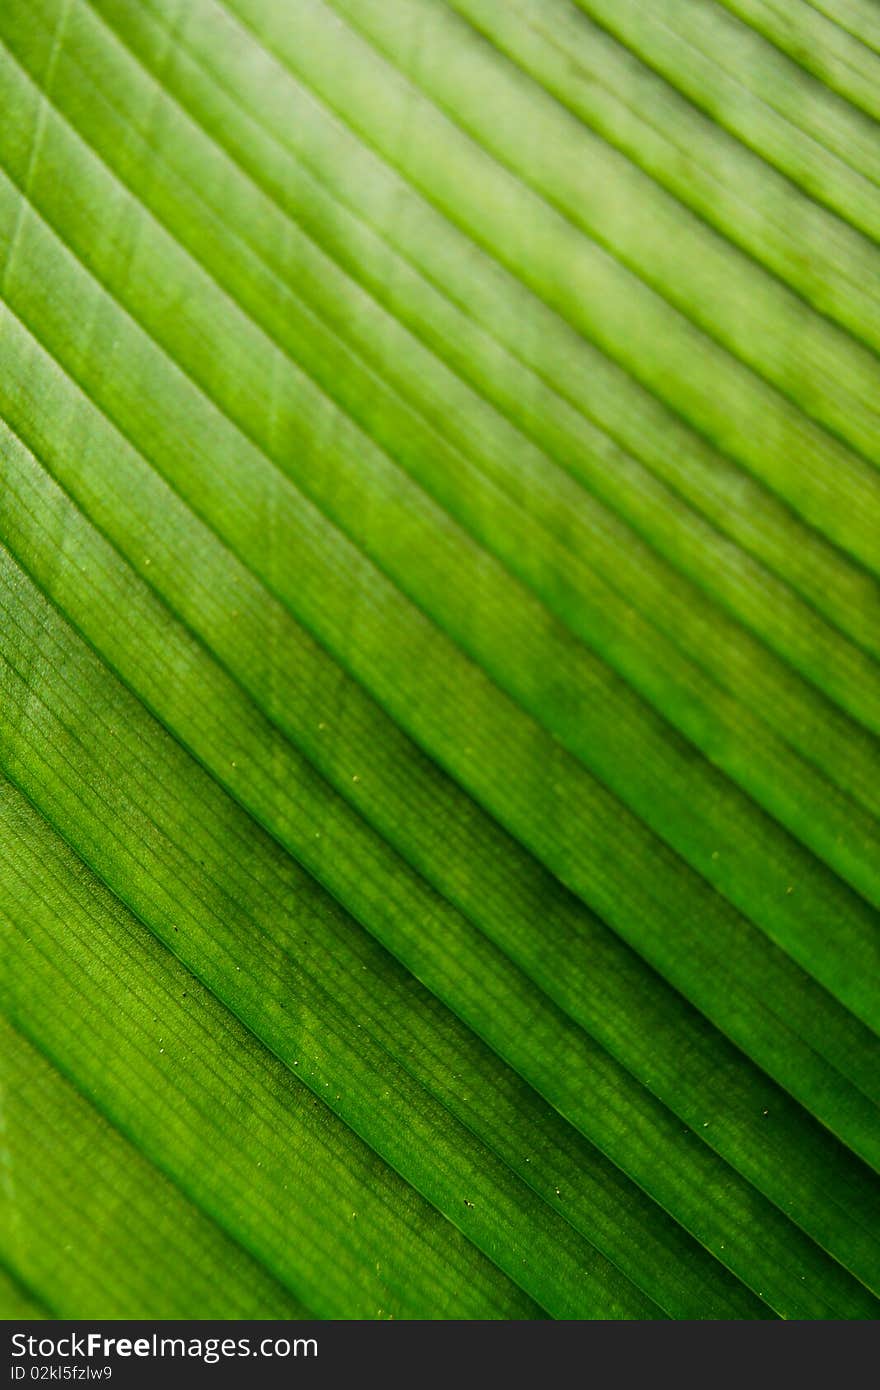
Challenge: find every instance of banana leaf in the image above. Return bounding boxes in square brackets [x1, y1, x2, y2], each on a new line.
[2, 0, 879, 1320]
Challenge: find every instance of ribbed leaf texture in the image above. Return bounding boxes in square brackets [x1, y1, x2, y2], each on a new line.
[1, 0, 879, 1320]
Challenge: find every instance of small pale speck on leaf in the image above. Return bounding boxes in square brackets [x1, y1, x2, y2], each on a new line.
[352, 774, 361, 783]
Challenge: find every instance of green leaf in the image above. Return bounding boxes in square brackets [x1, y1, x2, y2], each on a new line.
[1, 0, 879, 1319]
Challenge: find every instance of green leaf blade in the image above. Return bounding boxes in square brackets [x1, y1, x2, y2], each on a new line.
[3, 0, 879, 1320]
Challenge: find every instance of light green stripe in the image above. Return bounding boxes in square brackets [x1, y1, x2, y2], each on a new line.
[218, 0, 880, 574]
[446, 0, 880, 355]
[804, 0, 880, 55]
[718, 0, 880, 118]
[329, 0, 880, 466]
[573, 0, 880, 198]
